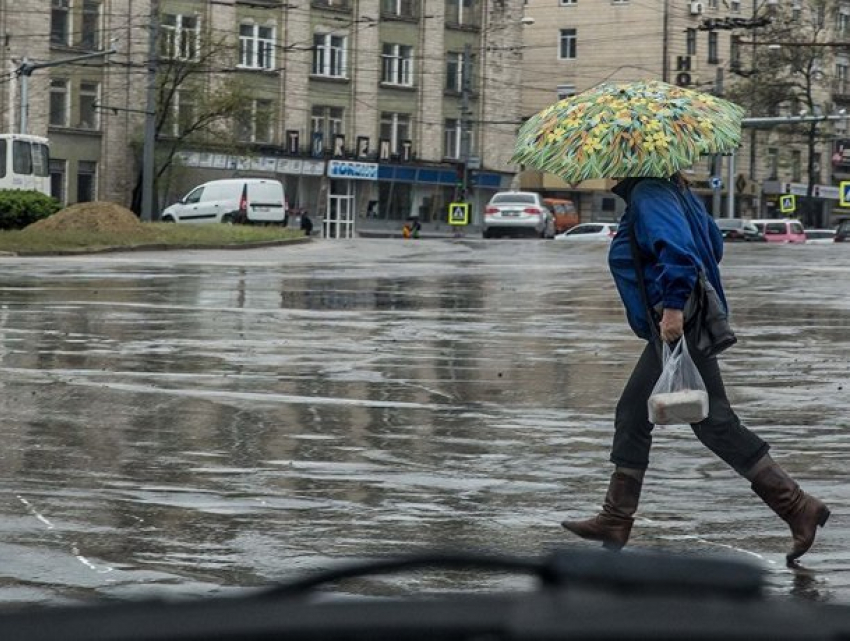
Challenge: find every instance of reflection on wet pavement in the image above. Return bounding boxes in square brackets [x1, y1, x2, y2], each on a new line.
[0, 240, 848, 606]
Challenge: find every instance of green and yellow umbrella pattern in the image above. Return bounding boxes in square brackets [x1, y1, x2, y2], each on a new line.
[512, 80, 745, 183]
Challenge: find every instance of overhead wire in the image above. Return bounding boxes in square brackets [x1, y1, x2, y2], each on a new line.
[2, 1, 750, 144]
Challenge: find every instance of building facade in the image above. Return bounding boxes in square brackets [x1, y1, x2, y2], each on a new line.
[519, 0, 850, 227]
[0, 0, 526, 236]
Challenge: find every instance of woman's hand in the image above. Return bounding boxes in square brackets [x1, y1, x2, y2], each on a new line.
[659, 308, 684, 343]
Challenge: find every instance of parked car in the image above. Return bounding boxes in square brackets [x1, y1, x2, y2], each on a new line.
[555, 222, 618, 241]
[483, 191, 555, 238]
[836, 219, 850, 242]
[752, 219, 806, 243]
[804, 229, 837, 244]
[161, 178, 287, 224]
[714, 217, 764, 242]
[542, 197, 579, 235]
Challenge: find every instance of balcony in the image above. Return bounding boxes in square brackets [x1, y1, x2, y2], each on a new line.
[380, 0, 419, 21]
[311, 0, 352, 12]
[833, 80, 850, 103]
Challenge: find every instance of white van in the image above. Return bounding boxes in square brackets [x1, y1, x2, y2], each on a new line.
[160, 178, 287, 224]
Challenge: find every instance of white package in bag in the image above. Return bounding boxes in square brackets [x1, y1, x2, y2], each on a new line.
[648, 339, 709, 425]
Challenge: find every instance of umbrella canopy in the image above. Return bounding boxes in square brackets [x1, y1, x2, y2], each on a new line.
[512, 80, 745, 183]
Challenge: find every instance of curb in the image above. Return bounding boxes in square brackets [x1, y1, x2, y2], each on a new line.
[6, 236, 313, 257]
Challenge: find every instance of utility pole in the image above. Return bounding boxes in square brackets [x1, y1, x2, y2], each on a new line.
[459, 43, 472, 202]
[711, 68, 724, 218]
[661, 0, 669, 82]
[17, 49, 116, 134]
[141, 0, 160, 223]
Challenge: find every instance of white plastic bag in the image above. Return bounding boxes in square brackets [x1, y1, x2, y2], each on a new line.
[647, 339, 709, 425]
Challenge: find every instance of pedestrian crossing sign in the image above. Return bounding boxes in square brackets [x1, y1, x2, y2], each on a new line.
[779, 194, 796, 213]
[841, 181, 850, 207]
[448, 202, 469, 226]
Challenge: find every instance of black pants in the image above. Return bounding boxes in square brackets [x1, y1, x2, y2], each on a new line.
[611, 341, 769, 476]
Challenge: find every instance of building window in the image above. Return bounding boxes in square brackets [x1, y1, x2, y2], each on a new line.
[839, 9, 850, 36]
[77, 160, 97, 202]
[381, 0, 416, 18]
[707, 0, 718, 8]
[766, 147, 778, 180]
[380, 112, 410, 154]
[50, 159, 67, 204]
[80, 0, 101, 49]
[837, 62, 849, 94]
[176, 91, 196, 136]
[311, 106, 345, 150]
[791, 149, 802, 182]
[237, 99, 275, 143]
[78, 81, 99, 129]
[729, 0, 740, 12]
[381, 44, 413, 86]
[51, 0, 70, 45]
[49, 78, 69, 127]
[559, 28, 577, 60]
[686, 28, 696, 56]
[559, 0, 576, 5]
[556, 83, 576, 99]
[313, 33, 347, 77]
[444, 118, 461, 158]
[708, 31, 718, 64]
[161, 14, 200, 60]
[730, 35, 741, 70]
[239, 23, 275, 70]
[164, 90, 197, 137]
[446, 51, 465, 91]
[445, 0, 478, 27]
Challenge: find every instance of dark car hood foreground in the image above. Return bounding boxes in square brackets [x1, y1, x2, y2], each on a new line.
[2, 548, 850, 640]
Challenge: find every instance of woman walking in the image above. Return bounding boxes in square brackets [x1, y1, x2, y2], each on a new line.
[560, 175, 830, 565]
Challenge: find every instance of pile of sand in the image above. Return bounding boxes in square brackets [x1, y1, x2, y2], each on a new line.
[25, 201, 144, 233]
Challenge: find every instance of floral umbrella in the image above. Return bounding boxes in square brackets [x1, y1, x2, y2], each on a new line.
[512, 80, 745, 183]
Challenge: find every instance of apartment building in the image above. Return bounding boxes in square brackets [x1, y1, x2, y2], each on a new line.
[519, 0, 850, 226]
[0, 0, 525, 236]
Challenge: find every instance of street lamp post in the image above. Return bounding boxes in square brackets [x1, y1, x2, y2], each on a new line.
[16, 48, 117, 134]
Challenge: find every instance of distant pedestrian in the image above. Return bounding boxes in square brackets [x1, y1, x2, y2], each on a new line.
[410, 218, 421, 239]
[300, 211, 313, 237]
[561, 173, 830, 566]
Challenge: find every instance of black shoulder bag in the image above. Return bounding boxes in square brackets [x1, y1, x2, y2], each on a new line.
[627, 201, 737, 359]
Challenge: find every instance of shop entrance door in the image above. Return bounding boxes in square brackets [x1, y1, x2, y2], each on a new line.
[325, 180, 356, 239]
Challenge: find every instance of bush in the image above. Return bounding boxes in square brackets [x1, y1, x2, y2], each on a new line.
[0, 190, 62, 230]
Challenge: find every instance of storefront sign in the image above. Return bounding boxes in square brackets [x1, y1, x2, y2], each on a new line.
[379, 139, 391, 161]
[286, 130, 300, 155]
[675, 55, 692, 87]
[333, 134, 346, 158]
[328, 160, 378, 181]
[357, 136, 370, 159]
[302, 159, 325, 176]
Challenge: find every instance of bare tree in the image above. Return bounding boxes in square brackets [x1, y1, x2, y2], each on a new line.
[130, 28, 253, 215]
[726, 0, 835, 225]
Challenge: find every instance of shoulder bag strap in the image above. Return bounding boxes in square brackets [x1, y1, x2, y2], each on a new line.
[627, 216, 664, 358]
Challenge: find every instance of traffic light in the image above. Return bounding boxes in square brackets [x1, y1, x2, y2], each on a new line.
[455, 162, 467, 200]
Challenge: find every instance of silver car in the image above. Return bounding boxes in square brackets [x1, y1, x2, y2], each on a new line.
[483, 191, 556, 239]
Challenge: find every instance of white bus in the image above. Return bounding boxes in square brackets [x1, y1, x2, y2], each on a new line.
[0, 133, 50, 196]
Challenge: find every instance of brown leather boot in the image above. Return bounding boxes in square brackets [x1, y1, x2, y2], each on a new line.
[750, 462, 830, 564]
[561, 471, 642, 551]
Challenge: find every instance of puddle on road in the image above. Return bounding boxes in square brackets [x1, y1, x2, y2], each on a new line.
[0, 242, 849, 609]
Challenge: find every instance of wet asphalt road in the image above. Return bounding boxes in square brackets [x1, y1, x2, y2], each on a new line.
[0, 238, 849, 608]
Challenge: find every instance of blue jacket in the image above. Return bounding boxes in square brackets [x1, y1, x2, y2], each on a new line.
[607, 177, 727, 341]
